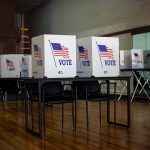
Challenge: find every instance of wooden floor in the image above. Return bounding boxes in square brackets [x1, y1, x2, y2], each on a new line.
[0, 99, 150, 150]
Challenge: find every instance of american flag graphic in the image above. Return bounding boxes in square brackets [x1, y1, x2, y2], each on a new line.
[22, 57, 26, 66]
[6, 59, 14, 68]
[78, 46, 88, 59]
[98, 44, 114, 59]
[134, 53, 141, 60]
[34, 45, 42, 58]
[51, 43, 69, 58]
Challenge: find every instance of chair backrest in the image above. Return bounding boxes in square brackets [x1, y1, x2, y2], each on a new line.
[3, 80, 18, 93]
[85, 81, 100, 94]
[43, 82, 63, 97]
[73, 80, 100, 98]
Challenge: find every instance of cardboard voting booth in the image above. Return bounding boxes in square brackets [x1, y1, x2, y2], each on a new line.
[0, 54, 32, 78]
[120, 50, 132, 70]
[21, 55, 32, 77]
[131, 49, 150, 69]
[77, 37, 120, 77]
[32, 34, 76, 78]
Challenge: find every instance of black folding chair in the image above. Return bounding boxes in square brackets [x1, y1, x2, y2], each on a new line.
[42, 82, 76, 129]
[73, 80, 117, 130]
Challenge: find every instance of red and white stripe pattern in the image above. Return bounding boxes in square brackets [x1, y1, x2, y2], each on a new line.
[34, 45, 42, 59]
[100, 47, 114, 59]
[53, 45, 69, 58]
[80, 48, 88, 59]
[6, 59, 15, 68]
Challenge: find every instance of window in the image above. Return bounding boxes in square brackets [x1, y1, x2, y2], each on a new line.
[133, 32, 150, 50]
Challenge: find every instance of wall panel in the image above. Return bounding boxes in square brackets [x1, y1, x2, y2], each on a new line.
[0, 0, 16, 54]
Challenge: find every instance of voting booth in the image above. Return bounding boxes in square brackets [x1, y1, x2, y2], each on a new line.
[120, 50, 132, 70]
[22, 55, 32, 77]
[32, 34, 76, 78]
[0, 54, 32, 78]
[131, 49, 150, 69]
[77, 37, 120, 77]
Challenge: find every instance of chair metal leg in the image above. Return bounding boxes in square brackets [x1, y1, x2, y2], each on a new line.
[114, 84, 117, 124]
[2, 101, 5, 110]
[41, 88, 46, 135]
[99, 100, 101, 126]
[31, 97, 34, 132]
[71, 85, 75, 129]
[21, 93, 24, 112]
[42, 89, 46, 134]
[72, 102, 74, 128]
[62, 103, 64, 128]
[74, 85, 77, 131]
[86, 100, 89, 130]
[85, 87, 89, 130]
[74, 101, 77, 131]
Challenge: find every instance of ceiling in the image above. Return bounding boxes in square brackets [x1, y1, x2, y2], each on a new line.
[16, 0, 47, 13]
